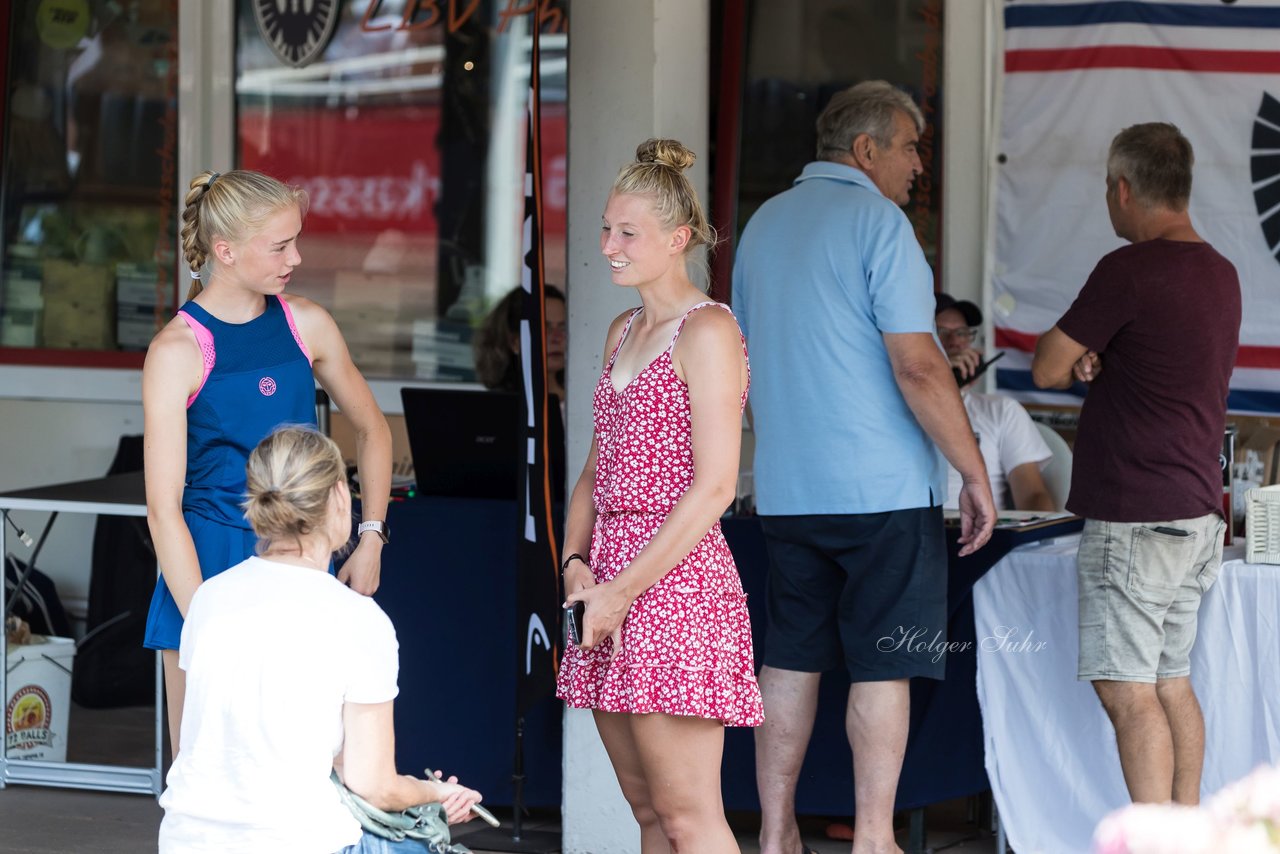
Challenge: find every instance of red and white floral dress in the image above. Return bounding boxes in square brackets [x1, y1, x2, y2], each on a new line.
[556, 301, 764, 727]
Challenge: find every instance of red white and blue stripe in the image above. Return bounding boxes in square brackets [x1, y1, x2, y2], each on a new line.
[994, 0, 1280, 412]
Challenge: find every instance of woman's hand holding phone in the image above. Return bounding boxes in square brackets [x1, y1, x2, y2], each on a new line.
[562, 559, 595, 597]
[565, 579, 631, 656]
[563, 559, 596, 648]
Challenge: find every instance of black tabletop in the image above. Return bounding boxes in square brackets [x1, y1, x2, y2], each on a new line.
[0, 470, 146, 507]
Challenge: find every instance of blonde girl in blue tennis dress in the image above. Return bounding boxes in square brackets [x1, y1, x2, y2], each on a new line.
[142, 170, 392, 753]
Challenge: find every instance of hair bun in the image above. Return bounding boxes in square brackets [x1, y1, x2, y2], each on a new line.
[635, 138, 696, 172]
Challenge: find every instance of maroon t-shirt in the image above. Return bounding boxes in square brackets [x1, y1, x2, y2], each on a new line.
[1057, 239, 1240, 522]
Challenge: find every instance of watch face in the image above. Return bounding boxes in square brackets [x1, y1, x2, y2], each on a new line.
[253, 0, 340, 69]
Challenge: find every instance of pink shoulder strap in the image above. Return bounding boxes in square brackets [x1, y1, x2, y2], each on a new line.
[666, 301, 732, 352]
[177, 310, 216, 409]
[276, 295, 313, 365]
[605, 307, 644, 371]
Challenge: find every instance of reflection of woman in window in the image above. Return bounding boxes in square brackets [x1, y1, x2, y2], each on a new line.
[142, 170, 392, 754]
[472, 284, 567, 400]
[472, 284, 567, 502]
[159, 426, 482, 853]
[556, 139, 763, 853]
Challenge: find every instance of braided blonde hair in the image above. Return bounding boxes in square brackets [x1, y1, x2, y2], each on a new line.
[181, 170, 309, 299]
[611, 139, 717, 285]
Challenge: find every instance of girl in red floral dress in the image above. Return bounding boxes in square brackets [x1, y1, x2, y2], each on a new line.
[556, 139, 763, 853]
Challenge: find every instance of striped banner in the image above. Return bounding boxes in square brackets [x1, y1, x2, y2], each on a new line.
[994, 0, 1280, 412]
[516, 20, 561, 716]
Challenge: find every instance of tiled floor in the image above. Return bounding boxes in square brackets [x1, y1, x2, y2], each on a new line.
[0, 783, 1002, 853]
[1, 704, 1002, 852]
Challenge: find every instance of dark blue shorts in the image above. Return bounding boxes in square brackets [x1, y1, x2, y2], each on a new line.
[759, 506, 947, 681]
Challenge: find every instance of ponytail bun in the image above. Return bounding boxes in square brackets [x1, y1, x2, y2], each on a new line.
[612, 138, 715, 285]
[242, 426, 346, 554]
[635, 138, 696, 172]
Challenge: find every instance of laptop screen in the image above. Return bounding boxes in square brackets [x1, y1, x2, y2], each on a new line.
[399, 388, 522, 500]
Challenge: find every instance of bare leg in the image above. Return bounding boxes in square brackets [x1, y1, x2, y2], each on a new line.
[1094, 680, 1173, 803]
[755, 666, 821, 854]
[1155, 677, 1204, 805]
[162, 649, 185, 758]
[630, 713, 739, 854]
[594, 711, 671, 854]
[847, 680, 907, 854]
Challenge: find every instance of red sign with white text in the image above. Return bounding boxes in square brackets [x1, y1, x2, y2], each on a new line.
[238, 103, 566, 238]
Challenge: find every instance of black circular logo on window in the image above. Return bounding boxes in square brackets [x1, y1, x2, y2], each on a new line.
[254, 0, 339, 69]
[1253, 91, 1280, 266]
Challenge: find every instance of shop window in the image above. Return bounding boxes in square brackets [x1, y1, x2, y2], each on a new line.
[235, 0, 568, 381]
[0, 0, 180, 366]
[722, 0, 943, 281]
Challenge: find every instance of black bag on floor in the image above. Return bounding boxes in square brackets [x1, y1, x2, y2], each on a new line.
[71, 434, 157, 709]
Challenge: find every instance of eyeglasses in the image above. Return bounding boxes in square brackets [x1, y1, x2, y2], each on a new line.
[936, 325, 982, 343]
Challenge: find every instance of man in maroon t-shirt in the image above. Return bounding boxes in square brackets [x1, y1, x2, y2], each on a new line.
[1031, 122, 1241, 806]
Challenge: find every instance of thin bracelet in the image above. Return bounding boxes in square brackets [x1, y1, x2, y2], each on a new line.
[561, 553, 588, 573]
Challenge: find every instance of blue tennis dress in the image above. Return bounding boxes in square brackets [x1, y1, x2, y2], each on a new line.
[143, 295, 317, 650]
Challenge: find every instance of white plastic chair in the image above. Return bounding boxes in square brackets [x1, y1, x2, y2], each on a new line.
[1034, 422, 1074, 511]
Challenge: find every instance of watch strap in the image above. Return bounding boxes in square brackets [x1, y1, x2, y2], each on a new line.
[358, 520, 389, 544]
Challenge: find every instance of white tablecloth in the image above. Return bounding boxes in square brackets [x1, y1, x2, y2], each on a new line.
[973, 535, 1280, 854]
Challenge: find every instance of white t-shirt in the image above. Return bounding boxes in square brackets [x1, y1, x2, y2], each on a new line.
[945, 392, 1052, 510]
[159, 556, 399, 854]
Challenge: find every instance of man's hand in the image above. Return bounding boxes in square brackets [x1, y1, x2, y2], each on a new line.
[956, 479, 997, 556]
[1073, 351, 1102, 383]
[949, 348, 984, 383]
[1032, 326, 1090, 390]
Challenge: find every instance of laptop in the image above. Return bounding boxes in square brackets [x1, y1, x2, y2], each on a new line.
[400, 388, 522, 500]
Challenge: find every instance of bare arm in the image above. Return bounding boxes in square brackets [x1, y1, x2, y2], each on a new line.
[340, 700, 481, 822]
[883, 331, 995, 555]
[142, 323, 204, 617]
[569, 309, 747, 648]
[290, 296, 392, 595]
[561, 312, 632, 597]
[561, 437, 599, 596]
[1031, 326, 1091, 390]
[1008, 462, 1056, 512]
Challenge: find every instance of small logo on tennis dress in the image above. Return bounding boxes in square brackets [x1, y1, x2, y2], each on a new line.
[259, 377, 277, 396]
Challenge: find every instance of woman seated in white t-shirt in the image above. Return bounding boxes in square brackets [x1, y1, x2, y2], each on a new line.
[158, 426, 483, 854]
[936, 294, 1057, 512]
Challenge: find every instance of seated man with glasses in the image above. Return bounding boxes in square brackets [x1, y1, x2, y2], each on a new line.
[936, 293, 1056, 511]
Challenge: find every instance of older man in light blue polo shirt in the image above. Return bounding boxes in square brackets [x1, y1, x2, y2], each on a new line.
[733, 80, 996, 854]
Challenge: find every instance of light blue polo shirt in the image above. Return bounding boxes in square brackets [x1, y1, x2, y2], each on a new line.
[733, 161, 944, 515]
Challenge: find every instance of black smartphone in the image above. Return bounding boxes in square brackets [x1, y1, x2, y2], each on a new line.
[565, 601, 586, 646]
[953, 350, 1006, 386]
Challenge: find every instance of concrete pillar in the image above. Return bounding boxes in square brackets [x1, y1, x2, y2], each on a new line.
[941, 2, 993, 307]
[562, 1, 709, 850]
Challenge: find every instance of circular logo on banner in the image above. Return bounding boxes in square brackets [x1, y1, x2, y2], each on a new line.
[6, 685, 52, 751]
[1254, 91, 1280, 267]
[36, 0, 90, 49]
[259, 376, 277, 396]
[253, 0, 340, 69]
